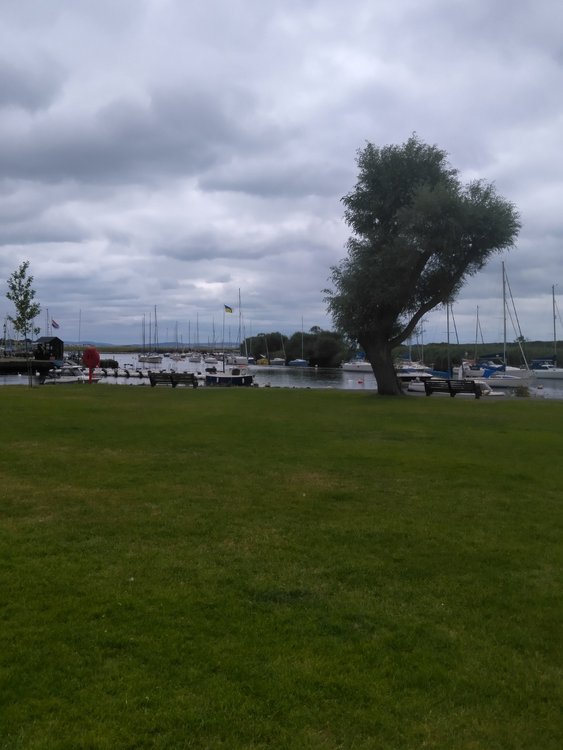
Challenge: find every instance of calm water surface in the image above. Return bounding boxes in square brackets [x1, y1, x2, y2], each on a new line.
[105, 353, 379, 391]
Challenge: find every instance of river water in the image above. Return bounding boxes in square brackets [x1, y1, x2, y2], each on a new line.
[2, 352, 563, 399]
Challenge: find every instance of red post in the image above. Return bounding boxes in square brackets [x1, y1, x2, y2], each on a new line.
[82, 347, 100, 383]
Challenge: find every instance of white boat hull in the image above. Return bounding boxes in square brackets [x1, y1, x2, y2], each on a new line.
[40, 364, 100, 384]
[456, 360, 535, 387]
[138, 354, 162, 364]
[481, 371, 536, 388]
[341, 361, 372, 372]
[532, 367, 563, 380]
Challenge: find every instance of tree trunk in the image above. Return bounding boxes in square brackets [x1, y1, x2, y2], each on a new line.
[362, 338, 403, 396]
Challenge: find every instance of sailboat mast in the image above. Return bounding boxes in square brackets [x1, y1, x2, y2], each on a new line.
[502, 262, 507, 363]
[154, 305, 158, 352]
[553, 284, 557, 358]
[473, 306, 479, 361]
[237, 289, 242, 353]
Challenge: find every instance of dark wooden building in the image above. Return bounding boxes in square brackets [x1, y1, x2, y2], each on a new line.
[34, 336, 64, 361]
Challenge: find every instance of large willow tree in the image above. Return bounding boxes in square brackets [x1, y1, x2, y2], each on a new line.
[325, 136, 521, 395]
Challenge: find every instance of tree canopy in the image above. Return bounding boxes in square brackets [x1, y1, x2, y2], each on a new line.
[6, 261, 41, 349]
[325, 135, 521, 395]
[243, 328, 349, 367]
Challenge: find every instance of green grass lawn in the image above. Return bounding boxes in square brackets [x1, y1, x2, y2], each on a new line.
[1, 386, 562, 749]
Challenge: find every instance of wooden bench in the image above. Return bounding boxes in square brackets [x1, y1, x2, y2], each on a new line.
[149, 372, 198, 388]
[424, 378, 482, 399]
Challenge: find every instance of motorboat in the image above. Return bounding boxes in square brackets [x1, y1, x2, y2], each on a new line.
[288, 358, 308, 367]
[138, 353, 163, 364]
[530, 358, 563, 379]
[226, 355, 251, 365]
[394, 358, 434, 383]
[40, 363, 100, 385]
[205, 366, 254, 387]
[341, 359, 372, 372]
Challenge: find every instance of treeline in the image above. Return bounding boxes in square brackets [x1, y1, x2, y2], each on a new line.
[396, 340, 561, 372]
[244, 330, 561, 370]
[243, 328, 349, 367]
[99, 332, 560, 370]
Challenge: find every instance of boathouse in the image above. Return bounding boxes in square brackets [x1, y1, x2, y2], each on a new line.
[34, 336, 64, 361]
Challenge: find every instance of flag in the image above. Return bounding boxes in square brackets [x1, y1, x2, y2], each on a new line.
[224, 305, 233, 313]
[51, 319, 60, 329]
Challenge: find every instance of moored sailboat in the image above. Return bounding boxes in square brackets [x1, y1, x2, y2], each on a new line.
[341, 357, 372, 372]
[455, 263, 536, 387]
[531, 285, 563, 379]
[288, 317, 309, 367]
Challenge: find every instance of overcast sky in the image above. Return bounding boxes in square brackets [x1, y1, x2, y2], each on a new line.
[1, 0, 562, 347]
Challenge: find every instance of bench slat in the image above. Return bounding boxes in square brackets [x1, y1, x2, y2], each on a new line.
[149, 373, 198, 388]
[424, 379, 481, 399]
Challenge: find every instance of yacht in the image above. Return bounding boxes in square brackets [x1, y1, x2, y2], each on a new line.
[341, 359, 372, 372]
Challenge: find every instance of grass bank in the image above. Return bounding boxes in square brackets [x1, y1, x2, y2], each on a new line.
[1, 386, 561, 749]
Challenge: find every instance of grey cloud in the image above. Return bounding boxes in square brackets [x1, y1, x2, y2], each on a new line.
[0, 84, 271, 186]
[0, 56, 64, 112]
[1, 0, 562, 344]
[200, 157, 351, 199]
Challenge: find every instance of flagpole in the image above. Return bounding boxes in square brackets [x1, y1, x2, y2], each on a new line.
[222, 308, 226, 372]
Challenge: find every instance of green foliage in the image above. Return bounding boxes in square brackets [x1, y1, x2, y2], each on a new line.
[245, 329, 350, 366]
[5, 261, 41, 347]
[245, 330, 288, 360]
[286, 328, 349, 366]
[325, 135, 521, 394]
[0, 387, 562, 748]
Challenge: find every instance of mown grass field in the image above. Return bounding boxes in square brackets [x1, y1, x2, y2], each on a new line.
[1, 385, 562, 749]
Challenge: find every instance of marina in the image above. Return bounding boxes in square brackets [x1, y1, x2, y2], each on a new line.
[2, 351, 563, 399]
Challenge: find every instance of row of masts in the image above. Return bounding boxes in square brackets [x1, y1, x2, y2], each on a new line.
[141, 294, 250, 354]
[444, 264, 560, 369]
